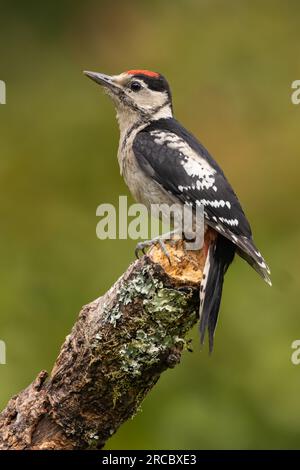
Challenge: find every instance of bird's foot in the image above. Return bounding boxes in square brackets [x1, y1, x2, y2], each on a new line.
[135, 237, 172, 265]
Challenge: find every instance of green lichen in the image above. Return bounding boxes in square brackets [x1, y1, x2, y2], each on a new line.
[118, 265, 197, 377]
[102, 266, 161, 327]
[119, 329, 162, 376]
[103, 306, 123, 327]
[81, 263, 198, 442]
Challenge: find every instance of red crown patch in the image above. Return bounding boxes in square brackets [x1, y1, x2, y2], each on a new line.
[126, 69, 159, 78]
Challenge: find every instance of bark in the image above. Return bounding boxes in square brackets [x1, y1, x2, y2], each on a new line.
[0, 241, 207, 450]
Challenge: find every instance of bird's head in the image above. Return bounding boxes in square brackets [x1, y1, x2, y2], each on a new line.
[84, 69, 173, 128]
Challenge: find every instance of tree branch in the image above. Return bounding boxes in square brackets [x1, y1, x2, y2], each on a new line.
[0, 242, 206, 450]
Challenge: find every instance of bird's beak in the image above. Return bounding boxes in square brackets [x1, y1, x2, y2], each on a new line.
[83, 71, 119, 93]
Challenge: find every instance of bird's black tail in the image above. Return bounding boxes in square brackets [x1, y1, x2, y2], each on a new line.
[199, 235, 235, 352]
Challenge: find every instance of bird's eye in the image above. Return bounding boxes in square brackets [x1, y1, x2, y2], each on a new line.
[130, 81, 142, 92]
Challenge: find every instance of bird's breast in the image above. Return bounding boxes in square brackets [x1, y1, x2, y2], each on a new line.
[121, 146, 171, 208]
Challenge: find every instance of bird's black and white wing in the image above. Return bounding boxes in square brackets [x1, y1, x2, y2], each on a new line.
[132, 118, 271, 285]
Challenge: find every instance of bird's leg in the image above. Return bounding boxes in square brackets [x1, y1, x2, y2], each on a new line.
[135, 237, 171, 264]
[135, 229, 181, 264]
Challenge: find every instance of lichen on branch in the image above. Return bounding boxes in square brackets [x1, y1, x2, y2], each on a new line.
[0, 244, 205, 450]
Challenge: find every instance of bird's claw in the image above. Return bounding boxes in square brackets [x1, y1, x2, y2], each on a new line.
[135, 242, 146, 259]
[135, 238, 172, 265]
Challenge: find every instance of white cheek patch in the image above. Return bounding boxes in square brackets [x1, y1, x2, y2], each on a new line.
[135, 90, 170, 114]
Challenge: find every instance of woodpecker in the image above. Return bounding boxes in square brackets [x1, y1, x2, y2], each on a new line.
[84, 69, 271, 351]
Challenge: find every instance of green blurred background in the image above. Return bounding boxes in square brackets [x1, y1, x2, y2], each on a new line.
[0, 0, 300, 449]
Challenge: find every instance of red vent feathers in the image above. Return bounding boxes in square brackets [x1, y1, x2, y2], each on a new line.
[127, 69, 159, 78]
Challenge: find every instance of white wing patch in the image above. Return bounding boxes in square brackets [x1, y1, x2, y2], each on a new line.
[149, 129, 241, 232]
[150, 130, 216, 190]
[196, 199, 231, 209]
[218, 217, 239, 227]
[181, 159, 216, 190]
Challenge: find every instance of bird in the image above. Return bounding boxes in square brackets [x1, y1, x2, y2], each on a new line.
[84, 69, 271, 352]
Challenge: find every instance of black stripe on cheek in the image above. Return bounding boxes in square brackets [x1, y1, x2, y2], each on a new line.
[133, 74, 172, 102]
